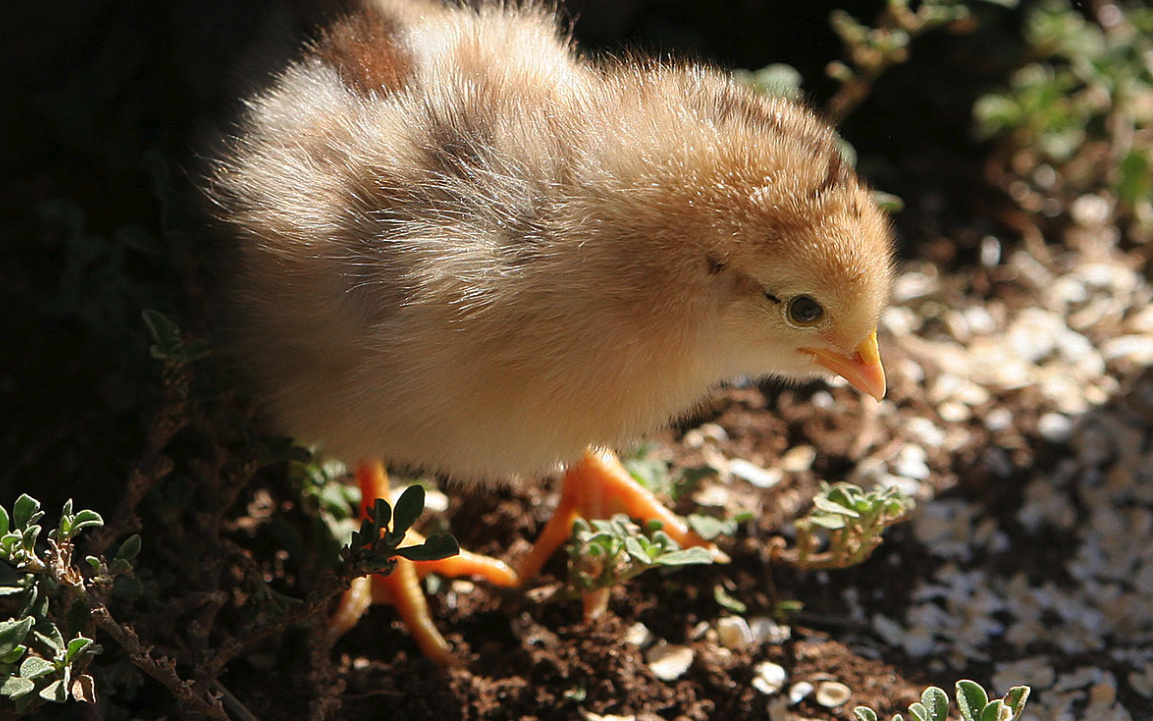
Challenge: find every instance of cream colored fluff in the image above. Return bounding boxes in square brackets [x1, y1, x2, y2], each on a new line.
[207, 0, 894, 481]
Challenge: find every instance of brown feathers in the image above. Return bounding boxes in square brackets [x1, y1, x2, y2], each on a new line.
[208, 0, 895, 481]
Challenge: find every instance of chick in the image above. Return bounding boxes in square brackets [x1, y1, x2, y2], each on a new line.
[208, 0, 894, 663]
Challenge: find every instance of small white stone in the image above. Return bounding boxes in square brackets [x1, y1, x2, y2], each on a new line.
[984, 407, 1014, 432]
[814, 681, 852, 708]
[682, 429, 706, 449]
[716, 616, 754, 650]
[622, 622, 654, 648]
[693, 484, 731, 508]
[699, 422, 729, 443]
[749, 617, 792, 645]
[893, 444, 931, 481]
[1070, 193, 1112, 227]
[752, 661, 788, 695]
[788, 681, 814, 705]
[810, 390, 835, 410]
[646, 643, 694, 681]
[892, 270, 939, 301]
[423, 489, 450, 513]
[906, 417, 946, 448]
[729, 458, 784, 489]
[980, 235, 1002, 267]
[1102, 335, 1153, 365]
[1037, 412, 1075, 443]
[781, 446, 816, 473]
[938, 401, 971, 422]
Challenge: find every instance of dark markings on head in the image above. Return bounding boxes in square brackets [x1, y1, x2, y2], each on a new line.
[813, 149, 850, 197]
[313, 9, 413, 96]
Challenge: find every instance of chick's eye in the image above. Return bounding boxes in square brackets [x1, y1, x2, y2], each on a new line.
[787, 295, 825, 325]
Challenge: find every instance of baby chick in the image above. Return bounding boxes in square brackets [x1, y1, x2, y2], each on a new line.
[208, 0, 894, 663]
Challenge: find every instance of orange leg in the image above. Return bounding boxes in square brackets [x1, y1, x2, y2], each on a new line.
[518, 448, 726, 583]
[327, 459, 518, 665]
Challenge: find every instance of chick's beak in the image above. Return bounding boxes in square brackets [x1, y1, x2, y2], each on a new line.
[801, 329, 887, 401]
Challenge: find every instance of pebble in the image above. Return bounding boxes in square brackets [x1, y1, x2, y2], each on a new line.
[1070, 193, 1111, 226]
[645, 644, 694, 681]
[780, 446, 816, 473]
[1037, 412, 1075, 443]
[716, 616, 753, 650]
[751, 661, 788, 695]
[748, 617, 791, 645]
[814, 681, 852, 708]
[728, 458, 783, 489]
[892, 271, 939, 302]
[1101, 335, 1153, 365]
[892, 444, 931, 481]
[787, 681, 814, 705]
[623, 622, 654, 648]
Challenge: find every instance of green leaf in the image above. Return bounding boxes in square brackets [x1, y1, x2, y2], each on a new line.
[713, 584, 747, 614]
[687, 514, 737, 540]
[0, 618, 34, 656]
[624, 536, 652, 563]
[392, 485, 426, 534]
[1003, 686, 1030, 718]
[0, 644, 26, 664]
[0, 505, 8, 536]
[69, 510, 103, 533]
[654, 547, 715, 566]
[921, 686, 949, 721]
[13, 495, 41, 530]
[979, 700, 1005, 721]
[65, 636, 95, 664]
[19, 655, 56, 680]
[0, 676, 35, 699]
[813, 495, 860, 517]
[393, 533, 460, 562]
[40, 678, 68, 703]
[956, 681, 989, 721]
[909, 702, 929, 721]
[33, 621, 66, 653]
[808, 514, 848, 530]
[115, 534, 142, 561]
[853, 708, 879, 721]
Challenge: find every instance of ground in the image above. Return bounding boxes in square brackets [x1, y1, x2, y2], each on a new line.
[4, 1, 1153, 720]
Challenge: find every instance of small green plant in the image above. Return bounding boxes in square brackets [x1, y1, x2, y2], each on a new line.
[827, 0, 1016, 122]
[566, 514, 715, 617]
[974, 0, 1153, 238]
[142, 309, 210, 365]
[773, 482, 914, 570]
[0, 495, 118, 714]
[854, 680, 1030, 721]
[344, 486, 460, 575]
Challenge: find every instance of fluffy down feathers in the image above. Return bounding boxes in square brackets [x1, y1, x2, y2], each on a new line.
[208, 0, 895, 481]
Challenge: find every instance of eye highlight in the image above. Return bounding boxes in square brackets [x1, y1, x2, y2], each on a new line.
[786, 295, 825, 326]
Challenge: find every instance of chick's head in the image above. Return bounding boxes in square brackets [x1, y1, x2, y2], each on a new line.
[587, 74, 895, 399]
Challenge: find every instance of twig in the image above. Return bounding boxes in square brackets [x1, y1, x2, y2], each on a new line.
[90, 606, 230, 721]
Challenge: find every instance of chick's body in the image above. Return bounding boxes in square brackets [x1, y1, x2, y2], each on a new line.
[212, 0, 894, 482]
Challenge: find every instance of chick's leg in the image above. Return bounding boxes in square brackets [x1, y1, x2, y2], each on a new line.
[328, 460, 517, 666]
[517, 448, 725, 582]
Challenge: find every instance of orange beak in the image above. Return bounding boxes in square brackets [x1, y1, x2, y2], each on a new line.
[800, 329, 886, 401]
